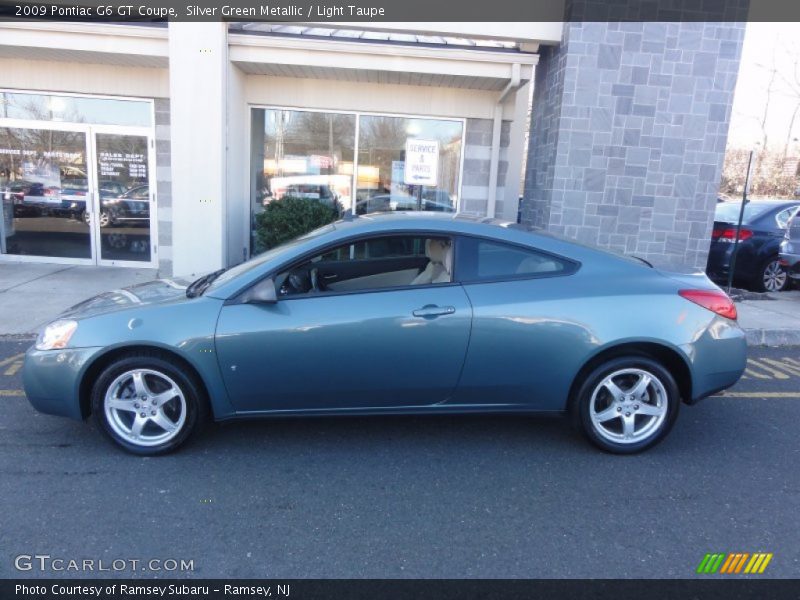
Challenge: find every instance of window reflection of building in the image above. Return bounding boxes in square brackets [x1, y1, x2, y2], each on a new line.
[249, 108, 464, 254]
[252, 109, 356, 217]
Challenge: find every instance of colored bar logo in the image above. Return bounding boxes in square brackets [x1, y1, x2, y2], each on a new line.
[697, 553, 773, 574]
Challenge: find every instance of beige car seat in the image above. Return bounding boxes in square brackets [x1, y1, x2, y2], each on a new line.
[411, 239, 452, 285]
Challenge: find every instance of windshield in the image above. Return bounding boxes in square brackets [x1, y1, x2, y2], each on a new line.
[714, 202, 772, 224]
[202, 223, 338, 295]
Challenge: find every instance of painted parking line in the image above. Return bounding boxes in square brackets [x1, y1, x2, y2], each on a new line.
[4, 362, 22, 376]
[0, 353, 24, 377]
[0, 390, 25, 397]
[742, 357, 800, 381]
[717, 392, 800, 398]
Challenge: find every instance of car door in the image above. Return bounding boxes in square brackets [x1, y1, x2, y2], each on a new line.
[449, 235, 582, 411]
[214, 233, 472, 413]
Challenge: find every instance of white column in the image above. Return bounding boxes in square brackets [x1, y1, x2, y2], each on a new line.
[226, 62, 248, 266]
[168, 22, 228, 277]
[501, 81, 531, 222]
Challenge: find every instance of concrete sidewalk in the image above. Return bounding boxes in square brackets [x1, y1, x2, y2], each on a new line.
[0, 262, 157, 335]
[0, 262, 798, 344]
[737, 290, 800, 346]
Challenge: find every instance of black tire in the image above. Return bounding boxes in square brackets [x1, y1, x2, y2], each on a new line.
[752, 256, 790, 293]
[91, 351, 208, 455]
[572, 356, 680, 454]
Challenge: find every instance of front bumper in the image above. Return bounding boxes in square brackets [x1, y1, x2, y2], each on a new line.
[23, 346, 104, 421]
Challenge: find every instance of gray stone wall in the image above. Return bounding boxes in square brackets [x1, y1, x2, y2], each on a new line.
[461, 118, 510, 216]
[521, 22, 745, 269]
[154, 98, 173, 277]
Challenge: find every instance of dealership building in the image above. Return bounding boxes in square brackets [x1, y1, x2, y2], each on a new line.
[0, 21, 744, 277]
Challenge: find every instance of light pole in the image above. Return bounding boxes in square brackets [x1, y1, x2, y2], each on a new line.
[727, 143, 760, 293]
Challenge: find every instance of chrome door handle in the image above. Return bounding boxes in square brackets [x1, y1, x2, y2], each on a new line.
[412, 305, 456, 318]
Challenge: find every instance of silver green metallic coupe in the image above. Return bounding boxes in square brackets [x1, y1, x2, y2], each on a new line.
[23, 213, 747, 455]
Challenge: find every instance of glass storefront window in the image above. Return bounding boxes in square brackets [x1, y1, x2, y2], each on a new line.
[250, 108, 356, 252]
[0, 126, 91, 259]
[249, 108, 464, 256]
[252, 108, 356, 211]
[356, 115, 462, 215]
[0, 91, 152, 127]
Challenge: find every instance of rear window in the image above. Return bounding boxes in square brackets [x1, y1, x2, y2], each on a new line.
[456, 237, 576, 282]
[714, 202, 771, 223]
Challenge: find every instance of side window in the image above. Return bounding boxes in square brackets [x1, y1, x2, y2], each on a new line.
[456, 237, 574, 282]
[276, 235, 453, 297]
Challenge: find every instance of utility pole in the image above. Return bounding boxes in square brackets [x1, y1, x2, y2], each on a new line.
[727, 148, 757, 293]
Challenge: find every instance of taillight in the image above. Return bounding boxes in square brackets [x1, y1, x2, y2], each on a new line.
[711, 227, 753, 242]
[679, 289, 737, 320]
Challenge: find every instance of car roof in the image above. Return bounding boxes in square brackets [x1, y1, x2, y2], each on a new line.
[741, 199, 799, 209]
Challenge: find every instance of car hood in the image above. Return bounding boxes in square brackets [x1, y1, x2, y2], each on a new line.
[58, 278, 193, 320]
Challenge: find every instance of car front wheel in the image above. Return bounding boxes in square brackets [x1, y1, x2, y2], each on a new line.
[91, 352, 206, 455]
[574, 356, 680, 454]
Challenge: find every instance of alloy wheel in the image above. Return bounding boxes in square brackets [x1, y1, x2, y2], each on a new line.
[589, 368, 668, 444]
[103, 369, 186, 447]
[763, 259, 787, 292]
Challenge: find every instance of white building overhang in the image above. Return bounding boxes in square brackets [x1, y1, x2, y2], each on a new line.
[0, 22, 540, 92]
[0, 22, 169, 67]
[229, 32, 538, 92]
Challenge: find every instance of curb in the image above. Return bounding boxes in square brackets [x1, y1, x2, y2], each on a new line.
[745, 329, 800, 347]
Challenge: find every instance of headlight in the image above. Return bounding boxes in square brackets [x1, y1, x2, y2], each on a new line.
[36, 320, 78, 350]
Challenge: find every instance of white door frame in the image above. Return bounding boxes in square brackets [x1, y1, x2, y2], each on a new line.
[0, 118, 157, 268]
[89, 125, 158, 268]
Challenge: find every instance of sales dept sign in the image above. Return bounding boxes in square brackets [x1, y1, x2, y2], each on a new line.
[404, 139, 440, 186]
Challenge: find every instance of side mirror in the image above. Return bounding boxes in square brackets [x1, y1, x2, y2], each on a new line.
[241, 277, 277, 304]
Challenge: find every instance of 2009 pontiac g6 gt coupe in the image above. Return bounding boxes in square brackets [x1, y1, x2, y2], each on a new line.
[23, 213, 747, 455]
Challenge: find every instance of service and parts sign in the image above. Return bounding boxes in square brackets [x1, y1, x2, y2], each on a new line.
[404, 139, 439, 186]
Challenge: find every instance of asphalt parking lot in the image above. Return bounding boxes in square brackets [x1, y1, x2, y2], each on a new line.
[1, 340, 799, 579]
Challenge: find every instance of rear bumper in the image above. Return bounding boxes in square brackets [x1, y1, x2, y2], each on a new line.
[779, 242, 800, 279]
[22, 346, 103, 421]
[705, 243, 735, 282]
[683, 316, 747, 404]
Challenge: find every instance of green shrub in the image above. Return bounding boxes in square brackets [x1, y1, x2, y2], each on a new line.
[255, 196, 340, 252]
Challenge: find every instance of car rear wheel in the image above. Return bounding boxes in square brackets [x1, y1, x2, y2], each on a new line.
[573, 356, 680, 454]
[91, 352, 207, 455]
[82, 209, 113, 228]
[755, 257, 789, 292]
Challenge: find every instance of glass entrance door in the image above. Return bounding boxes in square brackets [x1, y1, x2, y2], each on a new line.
[0, 124, 155, 266]
[92, 132, 153, 264]
[0, 125, 93, 261]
